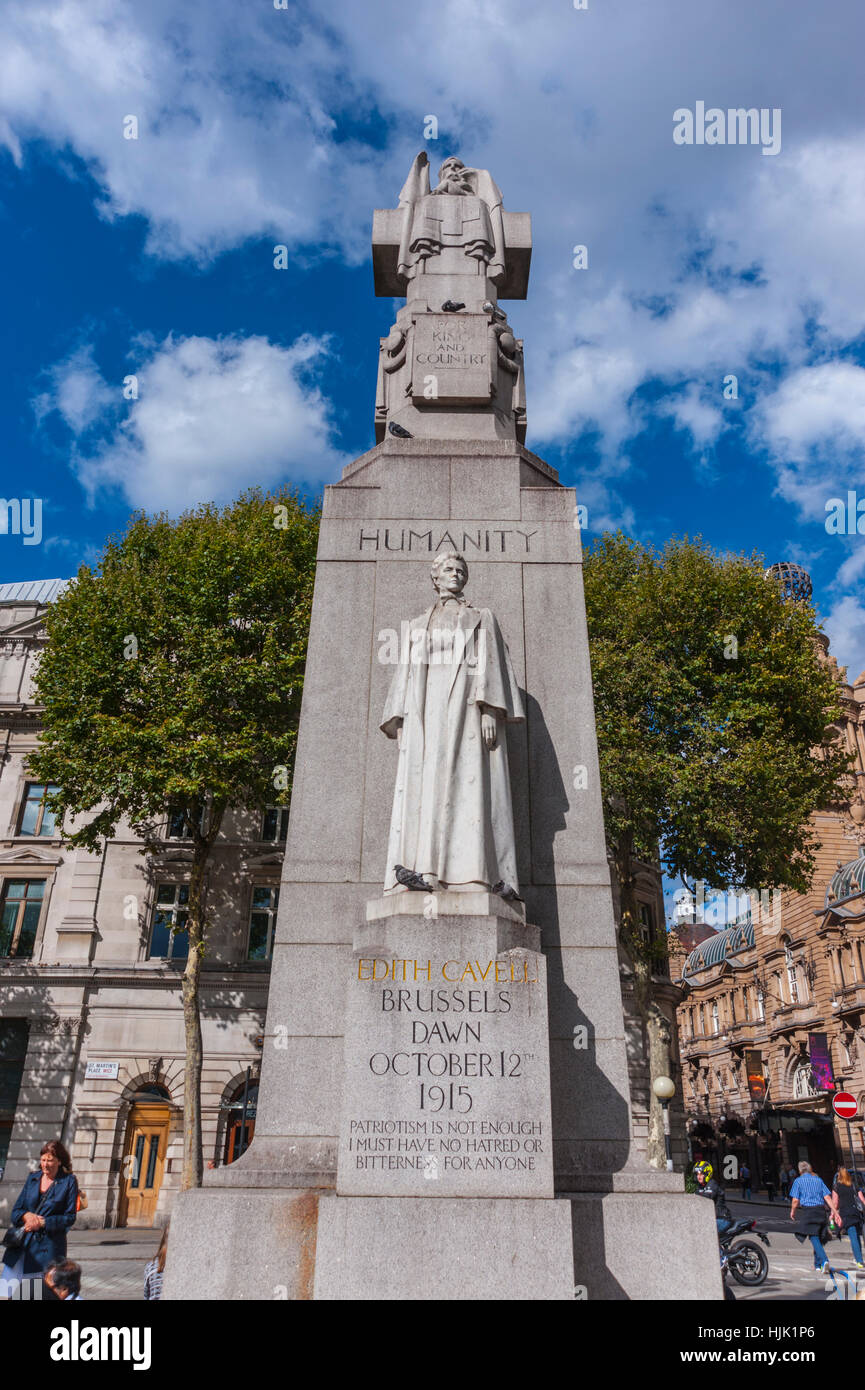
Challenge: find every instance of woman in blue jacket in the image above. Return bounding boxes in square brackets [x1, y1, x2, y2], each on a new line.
[2, 1140, 78, 1281]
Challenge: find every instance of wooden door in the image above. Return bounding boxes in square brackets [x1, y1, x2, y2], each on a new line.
[118, 1104, 170, 1227]
[225, 1115, 255, 1165]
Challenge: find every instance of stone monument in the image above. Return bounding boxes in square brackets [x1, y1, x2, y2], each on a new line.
[164, 152, 720, 1301]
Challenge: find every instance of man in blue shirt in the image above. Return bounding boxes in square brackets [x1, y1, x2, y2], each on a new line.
[789, 1161, 834, 1272]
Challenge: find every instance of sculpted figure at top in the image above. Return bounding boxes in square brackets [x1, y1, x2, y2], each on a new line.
[372, 153, 529, 440]
[396, 152, 506, 287]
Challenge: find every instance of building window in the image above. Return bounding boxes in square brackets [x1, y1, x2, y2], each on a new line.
[784, 944, 800, 1004]
[165, 806, 205, 841]
[729, 992, 736, 1023]
[638, 902, 653, 945]
[261, 807, 289, 843]
[711, 1001, 719, 1035]
[793, 1064, 818, 1099]
[166, 807, 191, 840]
[248, 887, 279, 960]
[698, 1004, 705, 1035]
[743, 989, 751, 1021]
[18, 783, 60, 838]
[755, 987, 765, 1021]
[0, 880, 45, 959]
[148, 884, 190, 960]
[0, 1019, 29, 1176]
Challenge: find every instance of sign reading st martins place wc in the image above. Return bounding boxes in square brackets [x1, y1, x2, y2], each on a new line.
[337, 920, 555, 1198]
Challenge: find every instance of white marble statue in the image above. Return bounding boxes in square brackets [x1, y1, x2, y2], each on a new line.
[380, 552, 524, 901]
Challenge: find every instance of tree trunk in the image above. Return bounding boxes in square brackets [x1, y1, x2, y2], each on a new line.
[612, 831, 672, 1170]
[646, 999, 673, 1167]
[181, 846, 207, 1191]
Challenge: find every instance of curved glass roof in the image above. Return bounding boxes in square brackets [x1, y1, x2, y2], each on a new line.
[682, 918, 754, 978]
[825, 850, 865, 919]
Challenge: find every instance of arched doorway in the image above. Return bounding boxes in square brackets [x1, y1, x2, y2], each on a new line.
[223, 1081, 258, 1164]
[117, 1085, 172, 1228]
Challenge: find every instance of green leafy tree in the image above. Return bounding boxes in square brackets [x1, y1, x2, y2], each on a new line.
[584, 533, 851, 1167]
[29, 489, 320, 1189]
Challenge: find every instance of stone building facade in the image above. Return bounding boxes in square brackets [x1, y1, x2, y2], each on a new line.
[0, 580, 278, 1229]
[672, 632, 865, 1185]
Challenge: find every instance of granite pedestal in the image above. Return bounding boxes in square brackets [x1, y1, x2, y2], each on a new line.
[163, 438, 722, 1301]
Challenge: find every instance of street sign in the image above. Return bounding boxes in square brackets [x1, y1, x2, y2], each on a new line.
[85, 1060, 119, 1079]
[832, 1091, 858, 1119]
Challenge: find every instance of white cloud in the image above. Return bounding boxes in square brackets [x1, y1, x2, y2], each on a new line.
[33, 345, 114, 433]
[835, 547, 865, 589]
[0, 0, 382, 263]
[662, 385, 726, 455]
[751, 362, 865, 518]
[822, 595, 865, 683]
[36, 334, 347, 511]
[756, 361, 865, 461]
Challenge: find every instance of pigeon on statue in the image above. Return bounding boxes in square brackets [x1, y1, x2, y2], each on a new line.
[394, 864, 434, 892]
[492, 880, 524, 904]
[441, 300, 465, 312]
[388, 421, 413, 439]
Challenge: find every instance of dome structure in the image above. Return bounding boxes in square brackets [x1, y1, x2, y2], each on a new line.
[764, 561, 812, 603]
[682, 917, 754, 978]
[825, 849, 865, 918]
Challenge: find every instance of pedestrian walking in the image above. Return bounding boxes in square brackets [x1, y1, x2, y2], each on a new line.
[740, 1162, 751, 1200]
[762, 1167, 776, 1202]
[1, 1141, 78, 1290]
[790, 1161, 835, 1273]
[144, 1223, 169, 1300]
[831, 1167, 865, 1269]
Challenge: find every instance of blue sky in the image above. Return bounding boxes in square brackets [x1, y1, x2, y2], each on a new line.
[1, 0, 864, 685]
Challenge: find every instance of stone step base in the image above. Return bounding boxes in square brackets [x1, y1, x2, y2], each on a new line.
[162, 1186, 721, 1301]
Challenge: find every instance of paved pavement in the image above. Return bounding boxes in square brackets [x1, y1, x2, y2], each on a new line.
[725, 1197, 864, 1301]
[66, 1201, 856, 1304]
[11, 1198, 860, 1303]
[66, 1227, 162, 1302]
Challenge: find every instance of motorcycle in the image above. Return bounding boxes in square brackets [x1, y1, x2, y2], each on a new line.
[720, 1217, 770, 1287]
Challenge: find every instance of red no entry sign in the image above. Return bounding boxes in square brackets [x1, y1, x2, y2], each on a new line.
[832, 1091, 858, 1119]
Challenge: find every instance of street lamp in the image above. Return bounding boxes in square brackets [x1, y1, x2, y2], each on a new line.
[653, 1075, 677, 1172]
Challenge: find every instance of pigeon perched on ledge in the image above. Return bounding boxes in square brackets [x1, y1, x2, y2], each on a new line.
[388, 421, 413, 439]
[492, 880, 524, 904]
[441, 300, 465, 312]
[395, 864, 434, 891]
